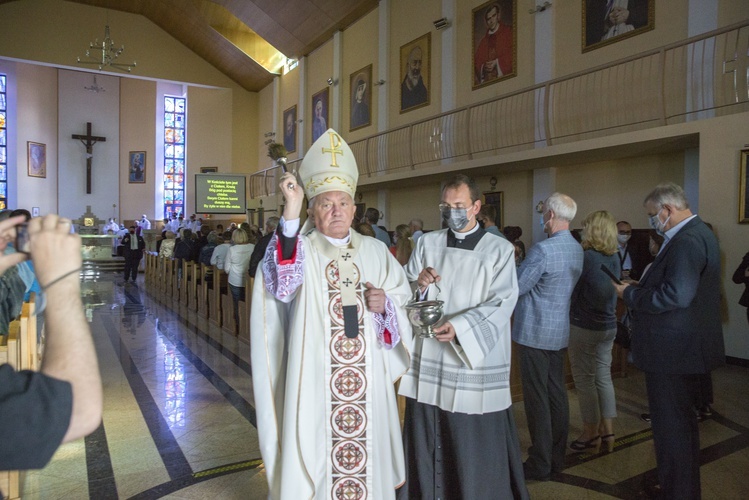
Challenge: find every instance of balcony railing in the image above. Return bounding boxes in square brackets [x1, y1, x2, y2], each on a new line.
[250, 20, 749, 198]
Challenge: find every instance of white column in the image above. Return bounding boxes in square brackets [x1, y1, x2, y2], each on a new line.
[272, 76, 280, 138]
[441, 0, 456, 112]
[531, 167, 556, 245]
[534, 3, 554, 146]
[534, 5, 554, 84]
[298, 56, 307, 156]
[378, 189, 390, 230]
[686, 0, 718, 121]
[377, 0, 390, 132]
[332, 30, 343, 131]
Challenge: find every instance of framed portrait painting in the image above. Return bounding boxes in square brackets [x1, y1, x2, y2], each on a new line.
[740, 149, 749, 223]
[400, 33, 431, 113]
[350, 64, 372, 131]
[483, 191, 504, 229]
[283, 105, 297, 153]
[27, 141, 46, 178]
[472, 0, 517, 90]
[128, 151, 146, 183]
[311, 88, 329, 143]
[583, 0, 654, 53]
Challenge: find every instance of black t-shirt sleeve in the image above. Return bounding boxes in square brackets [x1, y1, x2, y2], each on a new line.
[0, 364, 73, 470]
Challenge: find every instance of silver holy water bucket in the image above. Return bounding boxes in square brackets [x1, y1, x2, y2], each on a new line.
[405, 284, 444, 339]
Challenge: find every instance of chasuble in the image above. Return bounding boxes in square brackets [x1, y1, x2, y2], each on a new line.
[251, 229, 412, 499]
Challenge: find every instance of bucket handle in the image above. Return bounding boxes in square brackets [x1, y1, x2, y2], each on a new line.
[412, 282, 441, 302]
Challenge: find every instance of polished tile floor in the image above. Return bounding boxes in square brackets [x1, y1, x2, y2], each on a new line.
[18, 273, 749, 499]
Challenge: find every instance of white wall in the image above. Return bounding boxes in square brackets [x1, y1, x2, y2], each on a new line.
[58, 70, 120, 221]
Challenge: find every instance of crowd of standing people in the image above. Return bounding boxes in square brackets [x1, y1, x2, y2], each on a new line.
[245, 129, 729, 500]
[0, 130, 741, 500]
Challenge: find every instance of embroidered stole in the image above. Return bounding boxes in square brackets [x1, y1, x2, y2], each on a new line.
[308, 231, 371, 499]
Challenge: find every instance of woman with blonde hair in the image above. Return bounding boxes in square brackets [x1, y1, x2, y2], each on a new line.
[568, 210, 621, 454]
[224, 228, 255, 330]
[390, 224, 414, 266]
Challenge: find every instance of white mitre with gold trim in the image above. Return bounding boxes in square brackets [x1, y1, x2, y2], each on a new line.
[299, 128, 358, 200]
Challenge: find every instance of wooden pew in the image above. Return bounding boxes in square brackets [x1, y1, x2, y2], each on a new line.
[221, 287, 236, 335]
[146, 253, 156, 286]
[169, 259, 180, 307]
[20, 299, 38, 371]
[144, 253, 151, 285]
[187, 262, 203, 312]
[181, 260, 193, 308]
[198, 264, 211, 319]
[237, 278, 253, 343]
[159, 257, 168, 299]
[161, 258, 171, 302]
[209, 268, 227, 328]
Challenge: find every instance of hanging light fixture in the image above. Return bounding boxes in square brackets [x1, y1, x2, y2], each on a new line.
[84, 75, 106, 93]
[77, 24, 136, 73]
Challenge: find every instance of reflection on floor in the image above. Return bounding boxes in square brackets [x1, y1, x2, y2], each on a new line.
[19, 274, 749, 499]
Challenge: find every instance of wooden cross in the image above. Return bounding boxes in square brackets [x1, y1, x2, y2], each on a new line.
[72, 122, 106, 194]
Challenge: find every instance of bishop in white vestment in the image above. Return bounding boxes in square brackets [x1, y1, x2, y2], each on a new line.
[251, 130, 413, 500]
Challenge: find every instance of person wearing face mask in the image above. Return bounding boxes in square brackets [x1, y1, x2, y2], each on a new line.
[399, 174, 528, 499]
[121, 225, 146, 284]
[512, 192, 584, 482]
[615, 220, 650, 281]
[477, 204, 506, 239]
[613, 182, 723, 500]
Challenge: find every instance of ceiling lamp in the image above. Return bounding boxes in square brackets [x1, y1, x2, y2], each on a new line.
[77, 24, 136, 73]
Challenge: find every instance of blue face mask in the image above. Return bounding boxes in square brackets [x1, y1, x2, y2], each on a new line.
[648, 208, 670, 236]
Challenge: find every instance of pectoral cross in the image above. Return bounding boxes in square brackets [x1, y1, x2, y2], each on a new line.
[322, 132, 344, 167]
[72, 122, 106, 194]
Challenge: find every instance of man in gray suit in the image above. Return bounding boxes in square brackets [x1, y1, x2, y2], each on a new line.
[615, 183, 723, 499]
[513, 193, 583, 481]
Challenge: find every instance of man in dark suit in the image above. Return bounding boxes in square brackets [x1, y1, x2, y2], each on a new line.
[615, 183, 724, 499]
[121, 225, 146, 284]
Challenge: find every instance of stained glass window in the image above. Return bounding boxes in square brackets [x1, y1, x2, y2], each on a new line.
[163, 96, 186, 218]
[0, 74, 7, 210]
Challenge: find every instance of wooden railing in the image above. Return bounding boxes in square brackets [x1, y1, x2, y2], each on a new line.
[250, 20, 749, 198]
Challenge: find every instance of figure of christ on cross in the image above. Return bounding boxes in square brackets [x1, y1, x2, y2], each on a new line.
[72, 122, 106, 194]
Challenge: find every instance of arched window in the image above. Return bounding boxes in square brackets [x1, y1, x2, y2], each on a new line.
[163, 96, 185, 218]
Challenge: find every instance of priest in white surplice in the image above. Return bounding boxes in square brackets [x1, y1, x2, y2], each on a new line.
[397, 174, 529, 499]
[251, 129, 413, 499]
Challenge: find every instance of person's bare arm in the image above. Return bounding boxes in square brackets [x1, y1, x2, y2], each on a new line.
[30, 215, 103, 443]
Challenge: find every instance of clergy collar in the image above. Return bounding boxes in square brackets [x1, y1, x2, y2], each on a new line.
[447, 224, 485, 250]
[450, 221, 480, 240]
[322, 230, 351, 247]
[308, 229, 361, 262]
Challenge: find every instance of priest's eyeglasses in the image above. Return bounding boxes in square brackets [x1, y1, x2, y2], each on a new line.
[438, 203, 469, 211]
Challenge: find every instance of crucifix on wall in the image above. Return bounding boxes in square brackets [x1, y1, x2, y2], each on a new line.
[72, 122, 106, 194]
